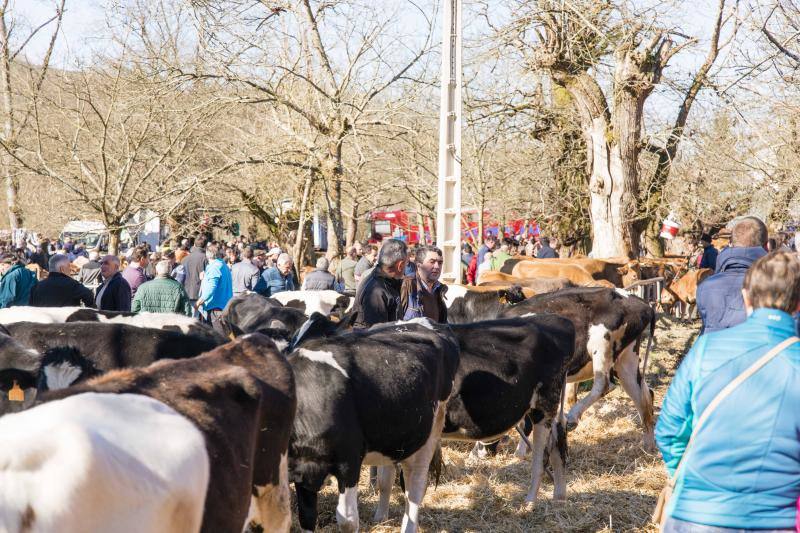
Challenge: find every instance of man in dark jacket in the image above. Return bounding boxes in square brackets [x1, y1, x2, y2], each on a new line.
[0, 253, 37, 308]
[353, 239, 408, 328]
[78, 250, 102, 290]
[303, 257, 336, 291]
[696, 217, 768, 334]
[95, 255, 132, 312]
[182, 235, 208, 315]
[698, 234, 719, 270]
[231, 247, 261, 295]
[30, 254, 95, 308]
[401, 245, 447, 322]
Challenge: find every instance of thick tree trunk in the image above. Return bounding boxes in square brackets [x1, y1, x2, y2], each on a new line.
[345, 201, 358, 249]
[108, 228, 121, 256]
[0, 11, 18, 232]
[293, 175, 313, 269]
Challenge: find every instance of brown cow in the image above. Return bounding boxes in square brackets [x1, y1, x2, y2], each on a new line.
[511, 261, 599, 286]
[660, 268, 713, 319]
[42, 335, 296, 533]
[504, 257, 630, 287]
[478, 271, 575, 293]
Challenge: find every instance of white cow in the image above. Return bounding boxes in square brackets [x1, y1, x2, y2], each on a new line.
[271, 290, 353, 317]
[0, 307, 201, 334]
[0, 392, 210, 533]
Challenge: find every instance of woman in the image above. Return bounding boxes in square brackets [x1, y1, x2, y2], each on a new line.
[656, 251, 800, 532]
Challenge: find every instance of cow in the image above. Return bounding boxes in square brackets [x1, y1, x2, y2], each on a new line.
[288, 318, 460, 533]
[0, 392, 210, 533]
[41, 334, 296, 533]
[478, 271, 575, 293]
[505, 288, 656, 450]
[441, 315, 575, 504]
[0, 333, 48, 414]
[0, 322, 225, 410]
[660, 268, 713, 319]
[0, 306, 208, 335]
[444, 285, 529, 323]
[502, 257, 634, 287]
[271, 290, 353, 319]
[221, 293, 308, 337]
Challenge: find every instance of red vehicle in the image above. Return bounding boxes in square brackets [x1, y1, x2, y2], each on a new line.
[368, 209, 539, 245]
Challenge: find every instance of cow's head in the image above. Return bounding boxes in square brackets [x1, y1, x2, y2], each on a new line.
[499, 285, 528, 305]
[36, 346, 99, 392]
[0, 334, 42, 415]
[617, 261, 641, 287]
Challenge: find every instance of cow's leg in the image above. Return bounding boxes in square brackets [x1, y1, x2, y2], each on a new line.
[614, 341, 656, 451]
[514, 414, 534, 458]
[398, 402, 446, 533]
[335, 479, 359, 533]
[244, 453, 291, 533]
[564, 382, 579, 410]
[566, 325, 616, 430]
[295, 483, 320, 533]
[522, 419, 550, 506]
[548, 417, 567, 502]
[373, 465, 394, 523]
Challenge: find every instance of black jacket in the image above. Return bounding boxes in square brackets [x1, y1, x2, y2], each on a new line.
[182, 246, 208, 299]
[95, 272, 132, 312]
[30, 272, 95, 308]
[353, 267, 402, 328]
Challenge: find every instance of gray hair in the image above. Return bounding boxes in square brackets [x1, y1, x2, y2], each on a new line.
[378, 239, 408, 269]
[48, 254, 69, 273]
[277, 253, 292, 266]
[206, 243, 225, 260]
[414, 245, 443, 265]
[155, 260, 171, 277]
[316, 256, 329, 270]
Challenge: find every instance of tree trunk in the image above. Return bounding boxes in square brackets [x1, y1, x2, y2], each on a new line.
[345, 201, 358, 249]
[293, 174, 313, 269]
[0, 11, 18, 232]
[108, 228, 121, 256]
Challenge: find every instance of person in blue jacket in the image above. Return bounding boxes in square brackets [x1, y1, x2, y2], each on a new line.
[0, 253, 36, 308]
[196, 243, 233, 334]
[259, 253, 296, 296]
[696, 217, 768, 334]
[656, 251, 800, 532]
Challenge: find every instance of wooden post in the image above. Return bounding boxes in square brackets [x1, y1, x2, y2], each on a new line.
[436, 0, 462, 283]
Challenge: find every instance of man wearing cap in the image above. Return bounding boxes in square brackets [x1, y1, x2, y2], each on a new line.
[30, 254, 95, 307]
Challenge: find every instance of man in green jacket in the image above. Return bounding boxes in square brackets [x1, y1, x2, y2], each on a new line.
[132, 260, 192, 316]
[0, 253, 37, 308]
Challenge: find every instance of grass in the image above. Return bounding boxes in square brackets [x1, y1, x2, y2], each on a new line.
[292, 314, 699, 532]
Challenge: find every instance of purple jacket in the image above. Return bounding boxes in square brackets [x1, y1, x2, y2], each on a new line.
[122, 265, 147, 297]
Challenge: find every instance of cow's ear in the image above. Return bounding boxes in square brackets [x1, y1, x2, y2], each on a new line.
[616, 266, 628, 274]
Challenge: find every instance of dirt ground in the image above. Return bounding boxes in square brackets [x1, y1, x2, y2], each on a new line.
[293, 314, 700, 533]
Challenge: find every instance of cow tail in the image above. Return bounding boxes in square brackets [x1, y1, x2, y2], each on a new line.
[556, 372, 568, 464]
[429, 443, 443, 488]
[640, 310, 656, 387]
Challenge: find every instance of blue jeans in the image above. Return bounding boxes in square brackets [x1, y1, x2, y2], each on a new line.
[662, 517, 794, 533]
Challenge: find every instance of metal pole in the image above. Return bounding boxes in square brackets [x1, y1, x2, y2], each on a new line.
[436, 0, 462, 284]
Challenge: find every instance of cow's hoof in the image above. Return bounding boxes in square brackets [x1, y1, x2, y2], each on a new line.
[552, 488, 567, 502]
[470, 442, 488, 459]
[520, 497, 537, 512]
[373, 511, 389, 523]
[565, 418, 579, 432]
[513, 441, 529, 458]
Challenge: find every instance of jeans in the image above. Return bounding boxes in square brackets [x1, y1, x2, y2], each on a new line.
[662, 517, 794, 533]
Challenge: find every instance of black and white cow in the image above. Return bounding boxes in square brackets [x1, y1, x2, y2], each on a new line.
[504, 288, 656, 450]
[444, 285, 528, 321]
[288, 318, 460, 533]
[221, 293, 308, 337]
[0, 322, 225, 412]
[0, 306, 209, 335]
[272, 290, 353, 320]
[40, 334, 296, 533]
[441, 315, 575, 504]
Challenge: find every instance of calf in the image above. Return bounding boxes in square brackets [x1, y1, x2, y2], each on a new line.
[42, 335, 296, 533]
[272, 290, 353, 319]
[0, 322, 224, 407]
[288, 319, 460, 533]
[442, 315, 575, 504]
[660, 268, 712, 319]
[504, 288, 656, 450]
[0, 392, 210, 533]
[444, 285, 528, 324]
[221, 293, 308, 337]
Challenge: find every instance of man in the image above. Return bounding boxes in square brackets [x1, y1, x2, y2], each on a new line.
[353, 239, 408, 328]
[697, 216, 768, 334]
[122, 246, 149, 298]
[196, 243, 233, 333]
[265, 247, 282, 270]
[261, 253, 296, 296]
[477, 235, 497, 266]
[231, 247, 261, 295]
[303, 257, 336, 291]
[537, 236, 559, 258]
[336, 246, 359, 292]
[30, 255, 95, 307]
[175, 239, 190, 263]
[656, 251, 800, 532]
[0, 253, 37, 308]
[354, 240, 364, 258]
[95, 255, 132, 312]
[697, 234, 719, 270]
[490, 241, 513, 270]
[182, 236, 208, 314]
[401, 245, 447, 322]
[78, 250, 103, 290]
[132, 260, 192, 316]
[354, 244, 378, 285]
